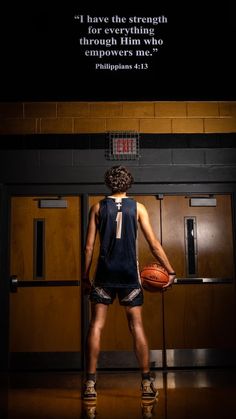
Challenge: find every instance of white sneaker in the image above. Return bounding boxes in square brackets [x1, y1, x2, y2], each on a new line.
[141, 379, 159, 399]
[82, 380, 97, 400]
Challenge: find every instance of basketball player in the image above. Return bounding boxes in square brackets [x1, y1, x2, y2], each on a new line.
[82, 166, 176, 400]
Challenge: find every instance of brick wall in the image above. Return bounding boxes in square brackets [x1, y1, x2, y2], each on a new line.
[0, 101, 236, 135]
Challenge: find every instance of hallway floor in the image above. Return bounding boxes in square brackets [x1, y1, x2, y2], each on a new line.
[5, 369, 236, 418]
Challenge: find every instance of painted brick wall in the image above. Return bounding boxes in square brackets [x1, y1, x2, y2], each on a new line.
[0, 102, 236, 135]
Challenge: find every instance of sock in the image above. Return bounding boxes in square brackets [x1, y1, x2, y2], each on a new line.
[142, 372, 151, 381]
[87, 373, 96, 383]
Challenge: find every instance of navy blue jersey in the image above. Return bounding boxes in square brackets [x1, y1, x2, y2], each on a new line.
[94, 197, 140, 288]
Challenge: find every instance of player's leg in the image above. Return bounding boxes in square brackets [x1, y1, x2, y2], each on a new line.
[124, 297, 158, 399]
[86, 302, 109, 374]
[83, 302, 108, 399]
[125, 305, 150, 372]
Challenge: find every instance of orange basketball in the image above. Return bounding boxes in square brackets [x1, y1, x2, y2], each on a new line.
[140, 263, 169, 292]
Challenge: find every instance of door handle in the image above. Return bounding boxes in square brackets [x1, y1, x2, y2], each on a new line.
[10, 275, 18, 293]
[9, 276, 80, 292]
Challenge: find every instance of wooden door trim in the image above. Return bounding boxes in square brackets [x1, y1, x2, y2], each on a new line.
[0, 185, 10, 370]
[5, 182, 236, 196]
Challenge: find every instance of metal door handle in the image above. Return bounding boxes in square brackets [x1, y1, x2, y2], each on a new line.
[9, 275, 80, 292]
[10, 275, 18, 293]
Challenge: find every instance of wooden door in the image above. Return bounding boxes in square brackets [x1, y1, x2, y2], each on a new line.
[162, 195, 236, 366]
[88, 195, 163, 368]
[9, 196, 81, 369]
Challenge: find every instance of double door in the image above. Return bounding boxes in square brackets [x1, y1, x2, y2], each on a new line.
[8, 194, 236, 369]
[89, 195, 236, 368]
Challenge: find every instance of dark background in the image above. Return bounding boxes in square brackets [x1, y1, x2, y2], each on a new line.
[1, 2, 235, 101]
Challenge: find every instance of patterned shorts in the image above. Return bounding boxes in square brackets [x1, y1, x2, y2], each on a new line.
[89, 286, 143, 307]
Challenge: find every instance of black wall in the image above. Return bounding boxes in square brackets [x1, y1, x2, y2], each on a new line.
[0, 134, 236, 186]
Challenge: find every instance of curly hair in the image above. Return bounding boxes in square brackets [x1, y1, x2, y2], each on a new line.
[104, 166, 134, 193]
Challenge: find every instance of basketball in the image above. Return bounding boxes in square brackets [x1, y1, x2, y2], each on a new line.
[140, 263, 169, 292]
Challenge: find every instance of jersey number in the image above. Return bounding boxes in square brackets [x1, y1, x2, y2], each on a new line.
[116, 212, 123, 239]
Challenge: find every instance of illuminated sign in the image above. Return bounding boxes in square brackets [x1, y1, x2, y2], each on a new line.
[106, 131, 140, 160]
[113, 137, 137, 155]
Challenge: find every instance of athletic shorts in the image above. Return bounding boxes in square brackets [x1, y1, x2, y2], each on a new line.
[89, 286, 143, 307]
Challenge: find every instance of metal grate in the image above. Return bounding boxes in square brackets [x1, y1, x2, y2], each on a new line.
[105, 131, 140, 160]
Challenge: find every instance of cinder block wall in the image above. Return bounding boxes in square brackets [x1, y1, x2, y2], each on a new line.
[0, 101, 236, 134]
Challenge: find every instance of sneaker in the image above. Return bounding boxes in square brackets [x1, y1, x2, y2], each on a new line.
[141, 379, 159, 399]
[82, 380, 97, 400]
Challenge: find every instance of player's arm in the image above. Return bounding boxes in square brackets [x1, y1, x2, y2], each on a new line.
[82, 202, 99, 292]
[137, 202, 176, 288]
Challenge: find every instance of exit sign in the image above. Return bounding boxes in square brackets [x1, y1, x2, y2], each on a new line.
[113, 138, 137, 155]
[106, 131, 140, 160]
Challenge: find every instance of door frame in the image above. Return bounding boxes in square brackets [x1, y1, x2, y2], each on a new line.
[1, 182, 236, 371]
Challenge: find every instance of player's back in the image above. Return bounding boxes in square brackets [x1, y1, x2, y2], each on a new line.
[94, 196, 139, 287]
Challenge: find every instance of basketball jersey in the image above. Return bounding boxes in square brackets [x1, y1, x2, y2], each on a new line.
[94, 196, 140, 288]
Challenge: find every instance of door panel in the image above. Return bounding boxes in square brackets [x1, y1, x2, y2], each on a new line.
[11, 197, 81, 281]
[10, 287, 80, 352]
[164, 284, 236, 349]
[161, 195, 234, 278]
[10, 196, 81, 367]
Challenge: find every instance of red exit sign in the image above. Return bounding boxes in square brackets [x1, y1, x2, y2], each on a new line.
[112, 137, 137, 155]
[106, 131, 140, 160]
